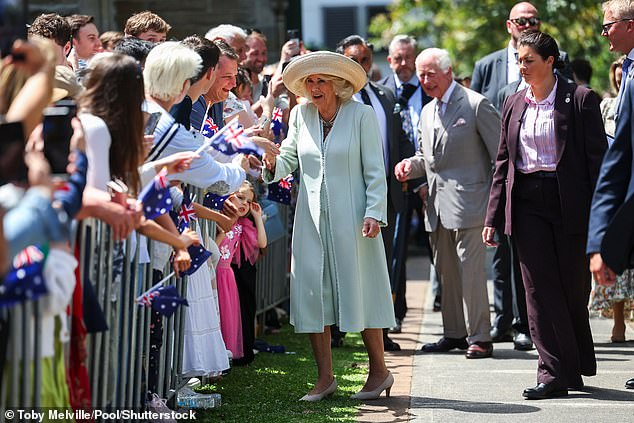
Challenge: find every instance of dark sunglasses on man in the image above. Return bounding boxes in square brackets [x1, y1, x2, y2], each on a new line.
[510, 17, 541, 27]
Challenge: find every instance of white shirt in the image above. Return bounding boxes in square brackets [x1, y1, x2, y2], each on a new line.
[507, 41, 520, 84]
[394, 74, 423, 133]
[353, 84, 389, 172]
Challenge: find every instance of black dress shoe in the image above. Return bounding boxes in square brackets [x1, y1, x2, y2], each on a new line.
[490, 327, 514, 343]
[433, 295, 441, 312]
[383, 334, 401, 351]
[420, 337, 468, 352]
[513, 332, 533, 351]
[389, 318, 402, 334]
[523, 382, 568, 400]
[626, 378, 634, 389]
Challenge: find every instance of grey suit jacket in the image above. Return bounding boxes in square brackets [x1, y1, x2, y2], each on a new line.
[408, 84, 501, 232]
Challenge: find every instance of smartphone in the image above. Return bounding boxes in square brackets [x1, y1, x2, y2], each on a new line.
[144, 111, 162, 135]
[42, 104, 76, 177]
[0, 0, 27, 58]
[0, 121, 26, 184]
[286, 29, 300, 56]
[261, 74, 272, 97]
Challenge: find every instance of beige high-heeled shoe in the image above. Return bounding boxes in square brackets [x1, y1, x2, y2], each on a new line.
[351, 372, 394, 400]
[299, 378, 337, 402]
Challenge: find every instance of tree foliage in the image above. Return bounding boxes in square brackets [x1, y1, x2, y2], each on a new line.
[369, 0, 618, 93]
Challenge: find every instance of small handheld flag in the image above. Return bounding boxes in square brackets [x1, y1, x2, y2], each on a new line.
[138, 167, 172, 219]
[268, 174, 293, 205]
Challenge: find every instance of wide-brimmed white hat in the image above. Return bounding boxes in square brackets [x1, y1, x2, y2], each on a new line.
[282, 51, 367, 97]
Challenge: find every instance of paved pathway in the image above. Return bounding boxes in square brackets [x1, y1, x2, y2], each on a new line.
[357, 255, 634, 422]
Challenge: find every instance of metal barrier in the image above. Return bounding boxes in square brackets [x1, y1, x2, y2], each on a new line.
[0, 186, 291, 415]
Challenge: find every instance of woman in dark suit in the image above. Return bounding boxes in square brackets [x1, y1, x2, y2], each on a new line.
[482, 31, 607, 400]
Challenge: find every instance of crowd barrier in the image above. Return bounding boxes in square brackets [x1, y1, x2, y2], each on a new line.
[0, 185, 290, 416]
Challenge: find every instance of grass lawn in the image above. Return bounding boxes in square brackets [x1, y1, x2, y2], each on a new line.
[194, 325, 368, 422]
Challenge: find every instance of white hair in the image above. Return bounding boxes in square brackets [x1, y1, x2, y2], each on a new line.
[205, 24, 247, 43]
[143, 41, 202, 101]
[416, 48, 453, 74]
[388, 34, 417, 55]
[602, 0, 634, 18]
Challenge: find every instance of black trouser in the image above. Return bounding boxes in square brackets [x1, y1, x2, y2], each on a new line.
[232, 262, 257, 365]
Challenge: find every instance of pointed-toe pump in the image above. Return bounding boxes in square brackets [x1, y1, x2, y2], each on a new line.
[351, 372, 394, 400]
[299, 378, 337, 402]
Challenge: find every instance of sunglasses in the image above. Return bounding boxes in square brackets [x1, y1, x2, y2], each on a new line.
[602, 18, 632, 34]
[510, 17, 541, 27]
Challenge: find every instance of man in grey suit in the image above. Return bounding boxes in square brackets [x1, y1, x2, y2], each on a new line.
[395, 48, 500, 358]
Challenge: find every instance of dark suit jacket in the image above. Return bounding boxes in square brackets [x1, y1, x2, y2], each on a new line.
[378, 74, 432, 115]
[587, 78, 634, 268]
[485, 79, 607, 236]
[472, 48, 572, 110]
[366, 81, 414, 212]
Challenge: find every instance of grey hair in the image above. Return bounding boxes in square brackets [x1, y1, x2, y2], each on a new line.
[416, 48, 453, 75]
[298, 74, 355, 102]
[388, 34, 417, 55]
[205, 24, 247, 43]
[602, 0, 634, 18]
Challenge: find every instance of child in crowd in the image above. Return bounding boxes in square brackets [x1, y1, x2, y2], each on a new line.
[215, 181, 267, 361]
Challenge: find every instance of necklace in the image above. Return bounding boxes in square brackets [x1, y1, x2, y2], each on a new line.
[319, 105, 340, 128]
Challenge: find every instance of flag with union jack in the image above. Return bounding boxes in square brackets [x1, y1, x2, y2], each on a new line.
[136, 284, 188, 317]
[201, 115, 219, 138]
[271, 107, 284, 137]
[138, 167, 172, 219]
[177, 186, 197, 231]
[208, 120, 263, 156]
[1, 245, 48, 308]
[268, 174, 294, 205]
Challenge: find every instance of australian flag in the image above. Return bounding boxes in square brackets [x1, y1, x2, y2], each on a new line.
[139, 167, 172, 219]
[268, 174, 293, 205]
[177, 186, 197, 231]
[0, 245, 48, 308]
[201, 115, 219, 138]
[271, 107, 284, 137]
[177, 244, 212, 276]
[208, 120, 263, 156]
[203, 191, 229, 211]
[136, 284, 188, 317]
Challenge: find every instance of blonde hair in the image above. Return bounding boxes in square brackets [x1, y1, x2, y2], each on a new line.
[298, 74, 355, 102]
[603, 0, 634, 18]
[143, 41, 201, 101]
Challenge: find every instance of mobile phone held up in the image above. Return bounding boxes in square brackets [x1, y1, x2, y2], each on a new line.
[0, 0, 27, 58]
[0, 121, 27, 185]
[144, 112, 162, 135]
[286, 29, 301, 57]
[43, 101, 77, 178]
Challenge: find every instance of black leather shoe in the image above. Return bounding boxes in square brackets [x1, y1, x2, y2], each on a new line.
[490, 327, 514, 343]
[626, 378, 634, 389]
[389, 318, 402, 334]
[331, 337, 343, 348]
[513, 332, 533, 351]
[433, 295, 441, 312]
[523, 382, 568, 400]
[383, 334, 401, 351]
[421, 337, 468, 352]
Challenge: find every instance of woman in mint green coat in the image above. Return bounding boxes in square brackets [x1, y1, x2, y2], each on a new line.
[263, 52, 395, 402]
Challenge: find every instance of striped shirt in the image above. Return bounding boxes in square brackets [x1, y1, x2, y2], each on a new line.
[516, 80, 558, 173]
